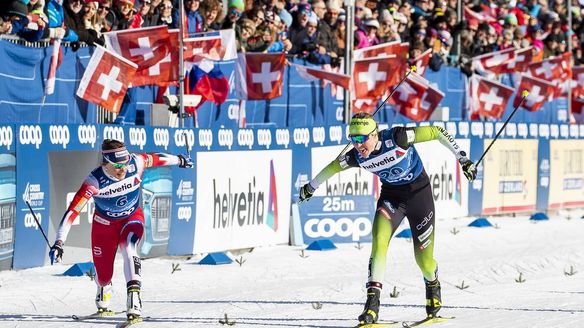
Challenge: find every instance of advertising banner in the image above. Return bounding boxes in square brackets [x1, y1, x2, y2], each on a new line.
[299, 195, 375, 243]
[535, 124, 550, 211]
[481, 139, 538, 214]
[548, 139, 584, 209]
[194, 149, 292, 253]
[0, 124, 15, 270]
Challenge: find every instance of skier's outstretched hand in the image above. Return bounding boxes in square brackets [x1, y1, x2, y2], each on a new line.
[49, 240, 64, 265]
[459, 157, 477, 181]
[299, 183, 315, 203]
[178, 155, 194, 168]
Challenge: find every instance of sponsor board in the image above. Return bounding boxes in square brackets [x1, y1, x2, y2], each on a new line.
[481, 139, 538, 214]
[194, 149, 292, 253]
[547, 140, 584, 209]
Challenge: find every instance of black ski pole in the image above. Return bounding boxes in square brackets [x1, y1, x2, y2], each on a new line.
[475, 90, 529, 167]
[25, 200, 51, 248]
[182, 131, 190, 157]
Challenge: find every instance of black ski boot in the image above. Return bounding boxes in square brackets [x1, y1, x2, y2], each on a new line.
[358, 282, 381, 324]
[424, 278, 441, 317]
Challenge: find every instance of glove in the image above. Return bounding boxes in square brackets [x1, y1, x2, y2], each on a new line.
[178, 154, 193, 168]
[49, 27, 65, 39]
[49, 240, 64, 265]
[459, 157, 477, 181]
[299, 183, 315, 203]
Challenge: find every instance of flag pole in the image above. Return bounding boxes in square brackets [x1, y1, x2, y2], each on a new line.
[178, 0, 185, 128]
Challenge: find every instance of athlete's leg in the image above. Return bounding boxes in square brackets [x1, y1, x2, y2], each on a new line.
[119, 209, 145, 318]
[91, 215, 121, 287]
[406, 184, 437, 281]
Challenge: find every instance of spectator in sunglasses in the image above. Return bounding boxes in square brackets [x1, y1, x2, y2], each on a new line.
[221, 0, 243, 29]
[157, 0, 175, 27]
[96, 0, 114, 32]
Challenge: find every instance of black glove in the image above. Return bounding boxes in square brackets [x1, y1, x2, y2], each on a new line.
[299, 183, 315, 203]
[459, 156, 477, 181]
[178, 154, 193, 168]
[49, 240, 64, 265]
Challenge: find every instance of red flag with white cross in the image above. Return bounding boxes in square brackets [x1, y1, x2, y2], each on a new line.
[504, 47, 532, 72]
[390, 73, 444, 121]
[468, 74, 515, 120]
[184, 29, 237, 61]
[572, 66, 584, 98]
[513, 74, 555, 112]
[472, 47, 516, 75]
[526, 56, 563, 81]
[235, 53, 286, 100]
[76, 45, 138, 113]
[353, 55, 400, 99]
[130, 29, 178, 87]
[103, 25, 171, 72]
[412, 49, 432, 76]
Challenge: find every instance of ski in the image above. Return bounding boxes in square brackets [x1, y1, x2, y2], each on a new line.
[72, 310, 125, 321]
[116, 316, 150, 328]
[402, 316, 454, 327]
[354, 320, 400, 327]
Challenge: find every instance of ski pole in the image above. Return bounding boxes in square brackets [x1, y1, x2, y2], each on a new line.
[338, 65, 417, 157]
[475, 90, 529, 168]
[25, 200, 51, 248]
[183, 131, 190, 157]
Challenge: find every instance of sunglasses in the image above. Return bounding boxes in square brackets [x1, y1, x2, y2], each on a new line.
[349, 134, 371, 144]
[99, 6, 111, 11]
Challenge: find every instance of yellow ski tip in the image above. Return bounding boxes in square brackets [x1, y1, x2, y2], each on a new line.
[522, 90, 529, 98]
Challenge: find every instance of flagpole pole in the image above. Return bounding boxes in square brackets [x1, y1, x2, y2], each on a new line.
[343, 0, 355, 124]
[178, 0, 185, 128]
[567, 0, 572, 123]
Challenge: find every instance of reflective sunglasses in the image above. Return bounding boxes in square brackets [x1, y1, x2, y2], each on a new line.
[111, 162, 128, 169]
[349, 134, 371, 144]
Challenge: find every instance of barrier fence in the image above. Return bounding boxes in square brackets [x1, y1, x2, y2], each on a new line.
[0, 122, 582, 270]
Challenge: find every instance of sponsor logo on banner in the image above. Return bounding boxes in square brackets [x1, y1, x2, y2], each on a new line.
[458, 122, 469, 138]
[19, 125, 42, 149]
[539, 124, 550, 138]
[470, 122, 484, 137]
[153, 128, 169, 150]
[293, 128, 310, 146]
[23, 182, 44, 207]
[227, 103, 239, 120]
[78, 125, 97, 147]
[237, 129, 254, 149]
[177, 206, 192, 222]
[24, 212, 41, 230]
[329, 126, 343, 144]
[275, 129, 289, 148]
[129, 127, 147, 150]
[428, 160, 461, 204]
[0, 126, 13, 150]
[218, 129, 234, 149]
[49, 125, 70, 149]
[517, 124, 528, 138]
[312, 127, 325, 145]
[198, 130, 212, 150]
[177, 179, 194, 201]
[174, 129, 196, 150]
[304, 217, 371, 241]
[257, 129, 272, 149]
[499, 180, 525, 193]
[103, 126, 125, 142]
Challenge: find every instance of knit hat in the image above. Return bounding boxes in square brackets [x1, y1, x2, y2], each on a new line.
[349, 115, 377, 136]
[228, 0, 245, 11]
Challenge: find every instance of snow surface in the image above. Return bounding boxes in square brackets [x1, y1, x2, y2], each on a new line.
[0, 211, 583, 328]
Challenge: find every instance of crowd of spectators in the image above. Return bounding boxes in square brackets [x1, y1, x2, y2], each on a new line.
[0, 0, 582, 70]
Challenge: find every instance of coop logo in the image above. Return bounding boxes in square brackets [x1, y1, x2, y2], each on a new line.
[275, 129, 290, 148]
[49, 125, 70, 149]
[218, 129, 234, 149]
[293, 128, 310, 146]
[23, 182, 45, 207]
[19, 125, 42, 149]
[176, 179, 194, 201]
[505, 123, 517, 138]
[313, 127, 325, 145]
[458, 122, 469, 138]
[329, 126, 343, 144]
[153, 128, 169, 150]
[103, 126, 124, 142]
[539, 124, 550, 139]
[238, 129, 254, 149]
[106, 207, 135, 218]
[529, 123, 539, 137]
[517, 123, 528, 138]
[174, 129, 195, 150]
[24, 212, 41, 230]
[560, 124, 569, 138]
[257, 129, 272, 149]
[77, 125, 97, 147]
[129, 127, 147, 150]
[198, 129, 212, 150]
[470, 122, 484, 137]
[0, 126, 13, 150]
[304, 217, 371, 241]
[177, 206, 192, 222]
[227, 103, 240, 120]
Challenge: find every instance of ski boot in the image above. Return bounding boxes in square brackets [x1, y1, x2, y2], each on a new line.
[126, 281, 142, 320]
[358, 282, 381, 324]
[424, 278, 441, 317]
[95, 282, 113, 313]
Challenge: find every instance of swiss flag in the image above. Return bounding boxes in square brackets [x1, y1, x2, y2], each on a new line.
[391, 73, 444, 121]
[472, 48, 516, 75]
[572, 66, 584, 98]
[526, 56, 562, 81]
[104, 25, 171, 72]
[505, 47, 532, 72]
[184, 29, 237, 61]
[354, 41, 409, 62]
[412, 49, 432, 76]
[131, 29, 179, 87]
[236, 53, 286, 100]
[293, 63, 350, 90]
[572, 96, 584, 116]
[468, 74, 515, 120]
[513, 74, 555, 112]
[352, 98, 379, 114]
[76, 45, 138, 113]
[353, 55, 401, 99]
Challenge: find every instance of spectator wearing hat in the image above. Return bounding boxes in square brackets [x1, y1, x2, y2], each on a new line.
[543, 33, 561, 58]
[222, 0, 243, 29]
[378, 9, 399, 42]
[335, 11, 346, 54]
[394, 11, 409, 42]
[355, 18, 380, 48]
[289, 3, 311, 53]
[2, 0, 46, 41]
[64, 0, 104, 45]
[44, 0, 78, 41]
[411, 0, 430, 25]
[112, 0, 137, 30]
